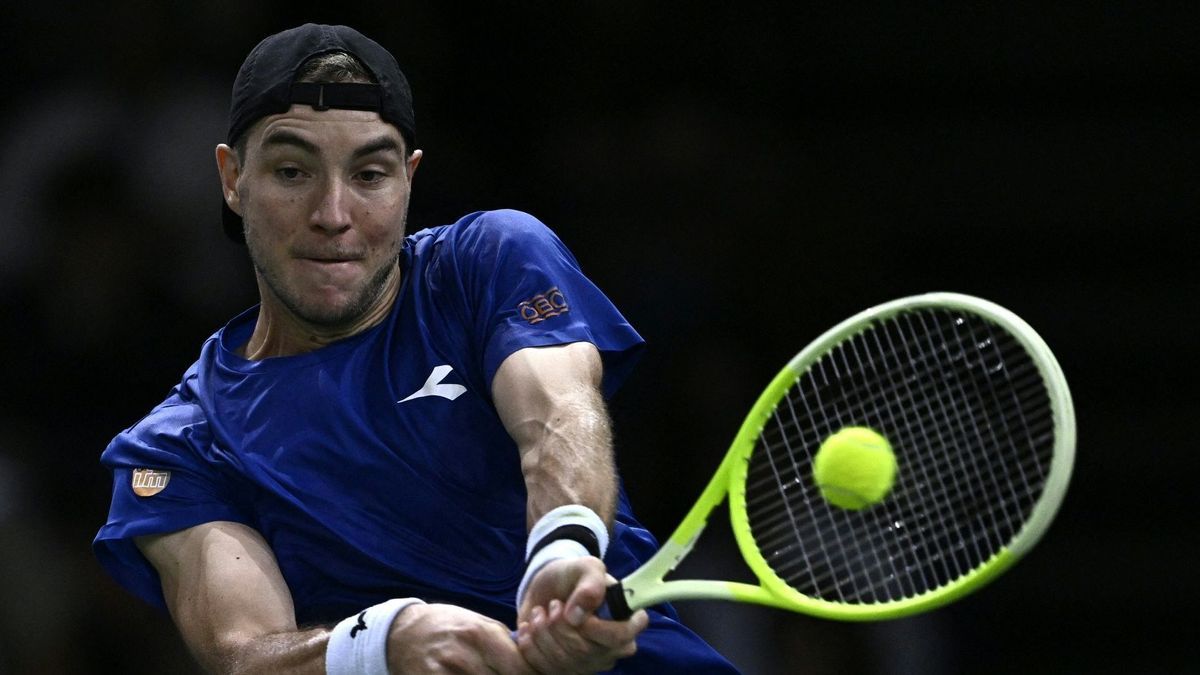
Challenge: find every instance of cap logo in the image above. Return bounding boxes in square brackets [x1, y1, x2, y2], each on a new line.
[518, 287, 570, 324]
[131, 468, 172, 497]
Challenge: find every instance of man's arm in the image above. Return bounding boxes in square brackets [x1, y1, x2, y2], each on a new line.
[492, 341, 617, 528]
[137, 521, 326, 674]
[137, 521, 535, 674]
[492, 342, 648, 674]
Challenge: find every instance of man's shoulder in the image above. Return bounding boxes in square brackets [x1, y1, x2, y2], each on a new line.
[102, 364, 210, 467]
[408, 209, 558, 255]
[460, 208, 552, 234]
[145, 361, 206, 422]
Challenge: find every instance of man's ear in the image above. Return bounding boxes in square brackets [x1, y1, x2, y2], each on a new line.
[406, 148, 423, 180]
[215, 144, 243, 215]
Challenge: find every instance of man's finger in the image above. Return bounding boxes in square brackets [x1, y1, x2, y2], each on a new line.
[481, 618, 537, 675]
[573, 609, 650, 649]
[519, 602, 576, 673]
[564, 566, 609, 626]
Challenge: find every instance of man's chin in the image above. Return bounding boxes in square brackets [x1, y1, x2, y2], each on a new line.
[291, 298, 369, 329]
[288, 282, 393, 330]
[260, 260, 399, 333]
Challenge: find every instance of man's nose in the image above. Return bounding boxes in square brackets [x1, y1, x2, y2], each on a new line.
[310, 177, 353, 232]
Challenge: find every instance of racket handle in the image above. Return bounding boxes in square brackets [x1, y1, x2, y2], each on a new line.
[510, 581, 635, 641]
[603, 580, 633, 621]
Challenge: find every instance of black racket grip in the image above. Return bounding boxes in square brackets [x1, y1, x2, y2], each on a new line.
[603, 581, 633, 621]
[509, 581, 634, 642]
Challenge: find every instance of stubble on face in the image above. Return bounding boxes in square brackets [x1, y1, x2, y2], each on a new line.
[243, 202, 406, 331]
[224, 106, 421, 357]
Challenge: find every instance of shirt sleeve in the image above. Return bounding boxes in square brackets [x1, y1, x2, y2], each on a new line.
[444, 210, 644, 396]
[92, 381, 252, 610]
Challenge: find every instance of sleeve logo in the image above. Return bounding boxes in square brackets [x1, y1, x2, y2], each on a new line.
[517, 287, 570, 324]
[131, 468, 171, 497]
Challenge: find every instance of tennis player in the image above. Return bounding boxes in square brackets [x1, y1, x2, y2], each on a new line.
[94, 23, 738, 674]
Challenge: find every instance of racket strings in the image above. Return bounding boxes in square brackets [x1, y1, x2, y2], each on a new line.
[841, 313, 1048, 596]
[806, 315, 1047, 597]
[744, 308, 1056, 605]
[893, 313, 1018, 566]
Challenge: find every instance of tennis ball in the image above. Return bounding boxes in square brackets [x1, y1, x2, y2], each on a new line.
[812, 427, 897, 510]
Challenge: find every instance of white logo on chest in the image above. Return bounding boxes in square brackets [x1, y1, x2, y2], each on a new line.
[398, 365, 467, 403]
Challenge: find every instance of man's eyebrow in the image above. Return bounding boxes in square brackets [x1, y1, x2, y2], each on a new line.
[352, 136, 403, 160]
[258, 131, 402, 160]
[261, 130, 320, 155]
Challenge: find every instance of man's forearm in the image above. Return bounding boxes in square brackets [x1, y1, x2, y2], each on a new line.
[138, 524, 329, 675]
[202, 628, 329, 675]
[492, 342, 619, 530]
[516, 381, 617, 528]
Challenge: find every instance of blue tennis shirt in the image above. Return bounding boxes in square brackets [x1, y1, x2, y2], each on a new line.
[94, 210, 738, 673]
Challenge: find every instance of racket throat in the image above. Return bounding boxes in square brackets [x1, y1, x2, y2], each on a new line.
[667, 523, 707, 570]
[615, 521, 711, 612]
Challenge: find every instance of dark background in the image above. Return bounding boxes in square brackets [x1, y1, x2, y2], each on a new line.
[0, 3, 1195, 673]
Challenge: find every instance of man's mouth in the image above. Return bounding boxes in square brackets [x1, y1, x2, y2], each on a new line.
[296, 253, 363, 264]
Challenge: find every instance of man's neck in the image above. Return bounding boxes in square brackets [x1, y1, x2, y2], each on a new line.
[241, 271, 400, 360]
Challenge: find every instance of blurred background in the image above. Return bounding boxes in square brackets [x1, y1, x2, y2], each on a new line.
[0, 2, 1195, 673]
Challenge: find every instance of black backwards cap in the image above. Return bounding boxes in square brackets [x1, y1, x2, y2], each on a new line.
[222, 23, 416, 242]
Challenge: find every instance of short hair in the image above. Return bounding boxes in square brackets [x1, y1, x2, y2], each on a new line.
[295, 51, 377, 86]
[234, 51, 410, 160]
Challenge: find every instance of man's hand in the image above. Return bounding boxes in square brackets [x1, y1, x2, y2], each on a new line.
[388, 603, 536, 674]
[494, 342, 647, 673]
[515, 557, 648, 674]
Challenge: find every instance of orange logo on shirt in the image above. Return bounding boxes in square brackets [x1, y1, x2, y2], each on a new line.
[518, 287, 569, 324]
[131, 468, 171, 497]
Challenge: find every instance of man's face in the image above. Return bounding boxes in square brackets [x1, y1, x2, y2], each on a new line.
[224, 105, 421, 329]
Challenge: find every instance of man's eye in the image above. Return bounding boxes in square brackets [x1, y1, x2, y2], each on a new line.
[277, 167, 303, 180]
[358, 170, 386, 183]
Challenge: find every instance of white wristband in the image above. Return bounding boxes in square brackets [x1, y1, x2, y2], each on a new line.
[517, 538, 591, 608]
[524, 504, 609, 561]
[516, 505, 609, 609]
[326, 598, 424, 675]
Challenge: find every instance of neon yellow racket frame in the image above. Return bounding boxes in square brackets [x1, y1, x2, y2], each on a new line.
[614, 293, 1076, 621]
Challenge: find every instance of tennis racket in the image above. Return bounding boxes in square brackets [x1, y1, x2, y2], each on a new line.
[605, 292, 1075, 621]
